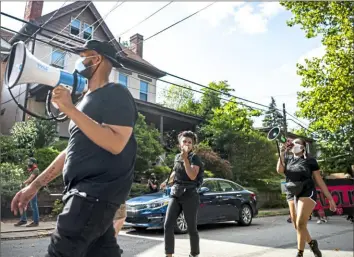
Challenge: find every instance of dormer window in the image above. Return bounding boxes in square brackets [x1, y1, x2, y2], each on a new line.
[83, 23, 93, 40]
[70, 19, 81, 36]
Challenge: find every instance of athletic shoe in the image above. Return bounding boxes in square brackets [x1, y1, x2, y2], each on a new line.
[309, 240, 322, 257]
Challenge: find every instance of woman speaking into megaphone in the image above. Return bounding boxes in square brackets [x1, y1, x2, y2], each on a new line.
[11, 40, 137, 257]
[277, 138, 336, 257]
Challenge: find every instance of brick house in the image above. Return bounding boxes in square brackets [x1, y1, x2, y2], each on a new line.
[0, 1, 202, 139]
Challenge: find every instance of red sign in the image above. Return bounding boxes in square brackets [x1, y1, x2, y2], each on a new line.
[314, 179, 354, 216]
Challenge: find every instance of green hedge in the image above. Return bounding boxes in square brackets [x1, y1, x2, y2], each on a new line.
[0, 163, 26, 205]
[34, 147, 63, 186]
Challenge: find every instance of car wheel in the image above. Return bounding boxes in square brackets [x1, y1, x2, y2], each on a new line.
[133, 227, 147, 232]
[238, 204, 252, 226]
[174, 212, 188, 234]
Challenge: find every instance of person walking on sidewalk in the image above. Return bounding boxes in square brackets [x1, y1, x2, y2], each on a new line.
[14, 157, 40, 227]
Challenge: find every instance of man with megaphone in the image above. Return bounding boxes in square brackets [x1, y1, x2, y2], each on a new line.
[11, 40, 138, 257]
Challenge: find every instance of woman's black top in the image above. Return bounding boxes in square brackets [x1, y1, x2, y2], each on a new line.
[172, 151, 204, 187]
[284, 154, 319, 185]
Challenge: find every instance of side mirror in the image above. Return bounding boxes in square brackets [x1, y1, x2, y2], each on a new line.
[198, 187, 210, 194]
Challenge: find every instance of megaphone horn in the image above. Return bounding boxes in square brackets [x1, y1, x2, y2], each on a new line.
[267, 127, 287, 144]
[5, 41, 88, 94]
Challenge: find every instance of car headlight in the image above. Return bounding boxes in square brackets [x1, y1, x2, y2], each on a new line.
[146, 199, 170, 209]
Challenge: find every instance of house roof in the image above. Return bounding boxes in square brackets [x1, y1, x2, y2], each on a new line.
[10, 1, 166, 78]
[0, 29, 15, 42]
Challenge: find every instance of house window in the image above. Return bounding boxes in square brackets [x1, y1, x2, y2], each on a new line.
[118, 73, 128, 87]
[83, 23, 93, 40]
[51, 49, 66, 68]
[140, 81, 148, 101]
[70, 19, 81, 36]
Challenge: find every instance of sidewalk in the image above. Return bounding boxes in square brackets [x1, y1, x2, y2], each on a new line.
[1, 220, 56, 240]
[0, 209, 289, 240]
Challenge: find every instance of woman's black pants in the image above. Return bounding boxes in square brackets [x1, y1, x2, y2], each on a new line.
[164, 189, 200, 256]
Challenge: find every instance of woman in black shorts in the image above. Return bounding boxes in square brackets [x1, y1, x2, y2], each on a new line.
[277, 138, 337, 257]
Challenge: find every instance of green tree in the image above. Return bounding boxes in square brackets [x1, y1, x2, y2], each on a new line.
[200, 100, 276, 185]
[262, 97, 283, 128]
[160, 84, 196, 114]
[134, 113, 164, 177]
[280, 1, 354, 155]
[198, 81, 234, 120]
[11, 118, 58, 151]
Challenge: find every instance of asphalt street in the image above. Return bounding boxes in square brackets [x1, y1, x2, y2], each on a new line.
[1, 215, 353, 257]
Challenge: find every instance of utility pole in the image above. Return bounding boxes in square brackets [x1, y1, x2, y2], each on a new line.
[282, 103, 287, 138]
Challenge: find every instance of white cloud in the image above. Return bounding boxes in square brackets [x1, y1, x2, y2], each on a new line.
[231, 2, 284, 35]
[298, 45, 326, 65]
[184, 2, 244, 27]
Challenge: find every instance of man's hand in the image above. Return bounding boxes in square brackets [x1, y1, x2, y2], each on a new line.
[11, 184, 38, 216]
[51, 85, 76, 114]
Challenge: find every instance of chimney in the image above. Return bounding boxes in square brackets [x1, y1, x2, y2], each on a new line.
[129, 33, 144, 58]
[24, 1, 44, 21]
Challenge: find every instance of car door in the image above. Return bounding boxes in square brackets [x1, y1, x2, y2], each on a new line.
[197, 180, 220, 224]
[216, 180, 243, 221]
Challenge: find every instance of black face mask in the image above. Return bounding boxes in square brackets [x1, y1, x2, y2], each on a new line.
[75, 57, 101, 80]
[28, 164, 33, 168]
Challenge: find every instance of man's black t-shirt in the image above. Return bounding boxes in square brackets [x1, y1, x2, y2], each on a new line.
[284, 155, 320, 183]
[173, 152, 204, 187]
[63, 83, 138, 205]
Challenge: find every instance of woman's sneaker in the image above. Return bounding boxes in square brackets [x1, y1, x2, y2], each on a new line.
[309, 240, 322, 257]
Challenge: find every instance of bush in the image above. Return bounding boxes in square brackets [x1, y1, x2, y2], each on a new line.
[11, 118, 58, 151]
[129, 183, 150, 198]
[151, 165, 171, 181]
[34, 147, 61, 171]
[204, 170, 215, 178]
[34, 147, 63, 186]
[0, 163, 26, 205]
[50, 139, 68, 151]
[51, 199, 64, 216]
[0, 135, 28, 164]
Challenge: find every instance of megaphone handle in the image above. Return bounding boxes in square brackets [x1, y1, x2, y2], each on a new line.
[275, 141, 285, 167]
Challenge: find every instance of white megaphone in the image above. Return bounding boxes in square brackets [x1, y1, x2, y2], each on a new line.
[5, 41, 88, 94]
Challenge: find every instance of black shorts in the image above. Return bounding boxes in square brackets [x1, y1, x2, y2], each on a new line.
[46, 195, 121, 257]
[286, 187, 317, 204]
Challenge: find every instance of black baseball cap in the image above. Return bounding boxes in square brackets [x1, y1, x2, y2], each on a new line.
[71, 40, 122, 67]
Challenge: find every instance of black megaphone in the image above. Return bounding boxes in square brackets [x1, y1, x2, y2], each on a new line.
[267, 127, 287, 144]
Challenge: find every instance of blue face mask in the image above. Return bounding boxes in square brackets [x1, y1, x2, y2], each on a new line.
[74, 56, 99, 79]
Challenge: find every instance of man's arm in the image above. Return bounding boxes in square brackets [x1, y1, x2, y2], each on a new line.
[66, 108, 133, 155]
[31, 150, 66, 190]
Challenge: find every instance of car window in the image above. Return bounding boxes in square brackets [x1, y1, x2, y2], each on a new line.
[218, 181, 234, 192]
[231, 182, 244, 191]
[201, 180, 219, 192]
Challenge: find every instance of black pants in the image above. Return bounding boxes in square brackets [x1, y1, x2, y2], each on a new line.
[164, 189, 200, 256]
[45, 195, 121, 257]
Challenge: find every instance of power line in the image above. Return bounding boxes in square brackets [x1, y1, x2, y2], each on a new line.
[114, 2, 216, 57]
[46, 2, 92, 45]
[164, 72, 271, 110]
[109, 1, 174, 43]
[51, 1, 126, 66]
[0, 12, 84, 45]
[1, 26, 76, 54]
[145, 2, 215, 42]
[24, 1, 69, 44]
